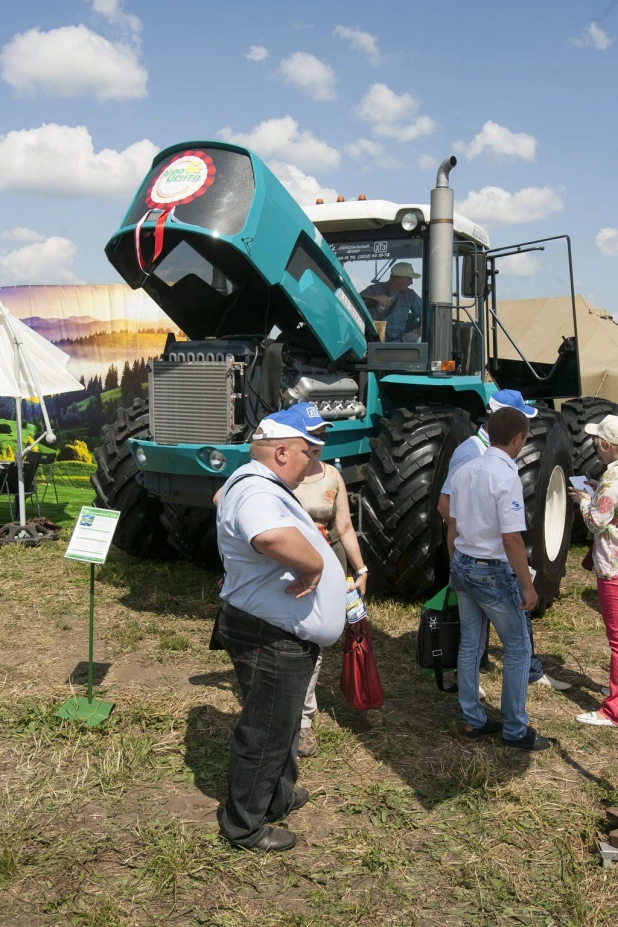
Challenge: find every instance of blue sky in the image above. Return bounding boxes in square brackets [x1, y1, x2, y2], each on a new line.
[1, 0, 617, 313]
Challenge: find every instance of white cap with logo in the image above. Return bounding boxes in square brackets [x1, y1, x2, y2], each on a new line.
[584, 414, 618, 445]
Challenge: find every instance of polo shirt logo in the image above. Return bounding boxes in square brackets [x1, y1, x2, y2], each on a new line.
[511, 501, 521, 509]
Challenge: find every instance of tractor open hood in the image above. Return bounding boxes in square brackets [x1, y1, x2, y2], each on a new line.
[104, 141, 374, 361]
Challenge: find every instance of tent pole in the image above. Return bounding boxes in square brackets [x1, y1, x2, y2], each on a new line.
[14, 393, 26, 528]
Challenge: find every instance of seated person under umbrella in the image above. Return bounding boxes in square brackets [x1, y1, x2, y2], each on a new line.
[360, 262, 422, 342]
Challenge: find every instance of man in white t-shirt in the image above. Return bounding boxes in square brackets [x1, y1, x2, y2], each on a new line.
[448, 407, 557, 752]
[438, 389, 571, 692]
[216, 404, 346, 852]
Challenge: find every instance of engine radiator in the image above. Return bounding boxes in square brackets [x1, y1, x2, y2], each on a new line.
[149, 359, 233, 445]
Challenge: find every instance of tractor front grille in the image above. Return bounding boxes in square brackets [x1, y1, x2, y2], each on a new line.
[149, 359, 233, 445]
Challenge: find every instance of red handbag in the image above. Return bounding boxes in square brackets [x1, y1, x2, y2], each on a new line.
[340, 617, 384, 711]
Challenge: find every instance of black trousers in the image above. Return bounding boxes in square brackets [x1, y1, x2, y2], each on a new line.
[217, 603, 319, 848]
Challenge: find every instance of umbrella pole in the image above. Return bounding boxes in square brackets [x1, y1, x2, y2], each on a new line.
[14, 369, 26, 529]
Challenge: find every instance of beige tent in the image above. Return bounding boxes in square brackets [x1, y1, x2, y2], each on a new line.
[493, 295, 618, 403]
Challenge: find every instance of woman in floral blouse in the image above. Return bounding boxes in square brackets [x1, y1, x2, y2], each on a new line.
[568, 415, 618, 728]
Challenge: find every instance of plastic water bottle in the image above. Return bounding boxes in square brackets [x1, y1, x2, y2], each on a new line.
[346, 576, 367, 624]
[334, 458, 343, 474]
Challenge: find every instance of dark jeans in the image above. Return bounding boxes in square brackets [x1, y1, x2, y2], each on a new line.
[217, 602, 318, 848]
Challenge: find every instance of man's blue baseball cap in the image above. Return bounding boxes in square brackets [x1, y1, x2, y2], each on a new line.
[253, 402, 333, 446]
[488, 389, 538, 418]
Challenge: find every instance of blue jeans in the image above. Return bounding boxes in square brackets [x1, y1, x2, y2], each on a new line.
[217, 603, 318, 847]
[450, 551, 532, 741]
[527, 615, 544, 683]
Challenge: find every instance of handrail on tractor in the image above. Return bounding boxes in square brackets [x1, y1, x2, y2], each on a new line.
[485, 234, 578, 385]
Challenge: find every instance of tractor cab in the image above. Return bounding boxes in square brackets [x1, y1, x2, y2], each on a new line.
[306, 197, 581, 405]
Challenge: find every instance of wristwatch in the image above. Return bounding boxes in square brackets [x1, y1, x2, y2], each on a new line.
[355, 566, 369, 576]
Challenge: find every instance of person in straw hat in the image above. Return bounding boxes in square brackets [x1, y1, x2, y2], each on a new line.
[360, 261, 422, 342]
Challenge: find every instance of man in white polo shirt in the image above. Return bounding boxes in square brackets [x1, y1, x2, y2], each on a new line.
[448, 407, 557, 752]
[438, 389, 571, 693]
[216, 404, 346, 852]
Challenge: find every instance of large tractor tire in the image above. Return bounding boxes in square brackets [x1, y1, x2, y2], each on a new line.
[518, 412, 573, 614]
[361, 404, 474, 596]
[561, 397, 618, 541]
[160, 503, 220, 569]
[91, 399, 175, 559]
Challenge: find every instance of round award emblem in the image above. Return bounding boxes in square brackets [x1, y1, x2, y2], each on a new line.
[145, 151, 216, 209]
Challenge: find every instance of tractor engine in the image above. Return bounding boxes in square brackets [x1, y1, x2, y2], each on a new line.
[147, 336, 364, 449]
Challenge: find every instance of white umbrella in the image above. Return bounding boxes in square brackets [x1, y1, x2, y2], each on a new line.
[0, 299, 84, 531]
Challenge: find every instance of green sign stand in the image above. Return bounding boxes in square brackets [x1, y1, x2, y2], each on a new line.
[57, 506, 120, 728]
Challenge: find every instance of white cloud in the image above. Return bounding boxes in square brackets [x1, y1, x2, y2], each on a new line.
[268, 161, 338, 206]
[497, 252, 540, 276]
[455, 185, 564, 225]
[218, 116, 340, 171]
[278, 52, 336, 101]
[596, 227, 618, 256]
[571, 21, 614, 50]
[0, 236, 81, 284]
[246, 45, 269, 62]
[0, 124, 159, 198]
[355, 82, 437, 144]
[0, 25, 147, 101]
[345, 138, 404, 169]
[417, 153, 438, 171]
[1, 227, 45, 243]
[90, 0, 142, 35]
[357, 82, 418, 124]
[453, 120, 537, 161]
[333, 25, 381, 66]
[373, 116, 437, 142]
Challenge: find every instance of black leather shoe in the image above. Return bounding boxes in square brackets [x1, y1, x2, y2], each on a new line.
[290, 787, 309, 812]
[266, 787, 310, 823]
[502, 726, 558, 752]
[250, 826, 297, 852]
[462, 719, 503, 740]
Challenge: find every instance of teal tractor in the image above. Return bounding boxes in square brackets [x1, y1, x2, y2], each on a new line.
[93, 141, 609, 612]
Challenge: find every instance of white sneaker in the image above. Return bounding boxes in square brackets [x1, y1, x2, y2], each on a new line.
[534, 673, 572, 691]
[576, 710, 617, 727]
[478, 685, 487, 701]
[600, 686, 610, 698]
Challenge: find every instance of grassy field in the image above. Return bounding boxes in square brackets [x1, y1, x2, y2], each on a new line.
[74, 388, 122, 413]
[0, 532, 617, 926]
[0, 419, 55, 459]
[0, 463, 95, 527]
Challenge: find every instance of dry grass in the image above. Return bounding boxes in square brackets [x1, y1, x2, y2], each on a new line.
[0, 534, 617, 927]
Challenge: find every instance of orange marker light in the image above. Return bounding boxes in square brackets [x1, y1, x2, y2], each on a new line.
[336, 195, 345, 202]
[441, 360, 456, 372]
[358, 194, 367, 200]
[315, 198, 324, 204]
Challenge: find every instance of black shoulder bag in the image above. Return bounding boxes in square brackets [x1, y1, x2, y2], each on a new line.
[416, 587, 489, 691]
[416, 587, 461, 691]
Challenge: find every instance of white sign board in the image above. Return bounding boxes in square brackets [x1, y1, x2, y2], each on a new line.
[65, 506, 121, 564]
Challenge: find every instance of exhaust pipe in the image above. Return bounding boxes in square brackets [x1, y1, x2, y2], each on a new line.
[428, 155, 457, 362]
[435, 155, 457, 189]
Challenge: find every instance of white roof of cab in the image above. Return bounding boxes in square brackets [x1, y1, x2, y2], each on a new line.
[304, 199, 490, 249]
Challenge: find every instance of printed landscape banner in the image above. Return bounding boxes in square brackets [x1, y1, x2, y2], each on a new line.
[0, 284, 182, 453]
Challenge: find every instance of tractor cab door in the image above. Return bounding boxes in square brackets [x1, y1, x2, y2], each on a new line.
[464, 235, 581, 402]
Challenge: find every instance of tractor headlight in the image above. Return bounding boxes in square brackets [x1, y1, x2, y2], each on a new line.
[135, 447, 147, 464]
[208, 449, 227, 471]
[401, 212, 418, 231]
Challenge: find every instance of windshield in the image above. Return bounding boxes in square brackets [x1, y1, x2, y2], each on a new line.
[326, 235, 424, 343]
